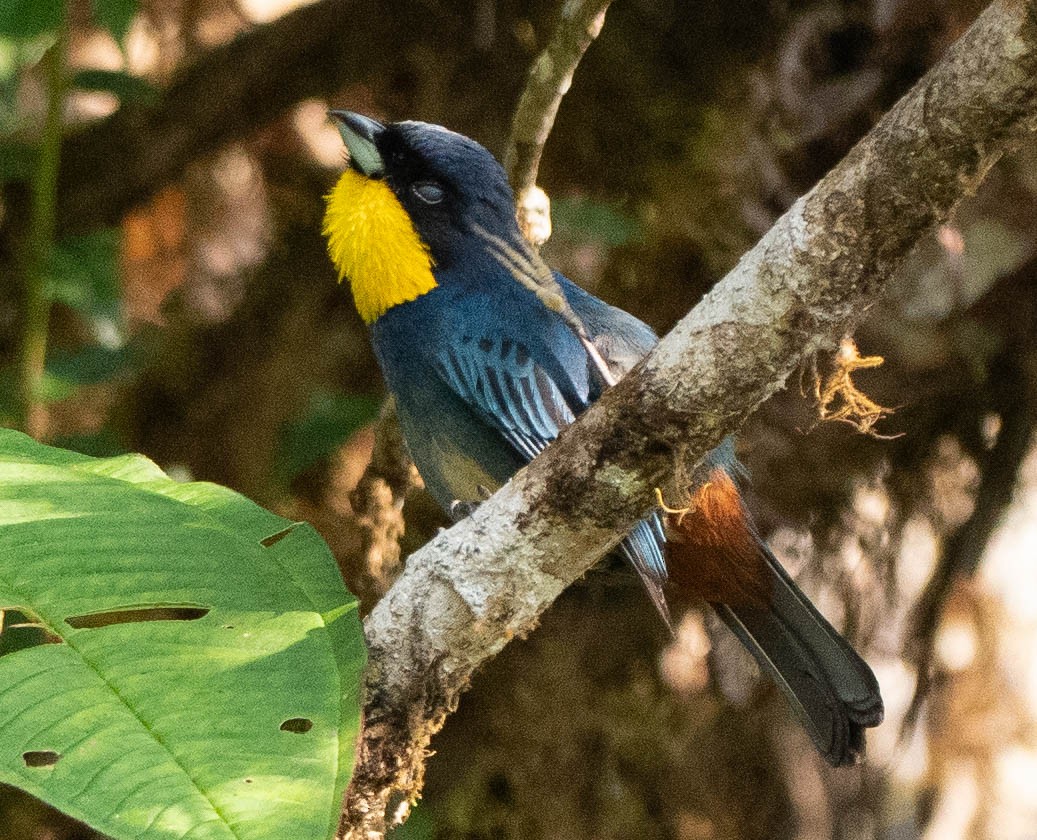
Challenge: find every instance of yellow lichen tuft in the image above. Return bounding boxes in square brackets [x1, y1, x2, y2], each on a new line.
[323, 169, 437, 324]
[809, 336, 902, 439]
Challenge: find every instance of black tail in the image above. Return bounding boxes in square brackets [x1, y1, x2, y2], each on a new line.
[621, 466, 883, 765]
[713, 542, 883, 766]
[647, 458, 883, 767]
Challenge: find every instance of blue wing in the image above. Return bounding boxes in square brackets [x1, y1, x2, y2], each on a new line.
[555, 275, 671, 623]
[434, 335, 574, 461]
[554, 273, 659, 380]
[431, 287, 672, 625]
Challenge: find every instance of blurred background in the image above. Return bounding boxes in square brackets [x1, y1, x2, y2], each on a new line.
[2, 0, 1037, 837]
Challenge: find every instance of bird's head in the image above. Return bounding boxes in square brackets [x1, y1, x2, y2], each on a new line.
[323, 111, 521, 324]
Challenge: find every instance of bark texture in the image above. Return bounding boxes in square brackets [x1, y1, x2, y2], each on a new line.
[340, 1, 1037, 836]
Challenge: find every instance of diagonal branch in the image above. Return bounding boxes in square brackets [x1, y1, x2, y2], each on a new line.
[55, 0, 362, 235]
[339, 1, 1037, 836]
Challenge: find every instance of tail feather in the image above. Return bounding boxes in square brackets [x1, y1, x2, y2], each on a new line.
[618, 515, 672, 628]
[659, 464, 883, 766]
[713, 542, 883, 766]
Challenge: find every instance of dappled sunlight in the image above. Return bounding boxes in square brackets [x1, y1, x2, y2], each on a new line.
[294, 99, 348, 167]
[239, 0, 321, 24]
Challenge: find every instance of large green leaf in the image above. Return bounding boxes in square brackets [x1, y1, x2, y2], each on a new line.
[0, 429, 365, 840]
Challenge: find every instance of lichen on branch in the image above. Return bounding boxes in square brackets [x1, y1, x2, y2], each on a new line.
[809, 336, 901, 438]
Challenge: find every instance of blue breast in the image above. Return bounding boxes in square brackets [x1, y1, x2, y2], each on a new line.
[370, 273, 591, 509]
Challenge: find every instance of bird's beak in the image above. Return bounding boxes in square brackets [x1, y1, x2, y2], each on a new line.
[329, 110, 386, 178]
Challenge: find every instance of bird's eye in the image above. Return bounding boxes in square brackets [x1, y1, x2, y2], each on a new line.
[412, 181, 445, 205]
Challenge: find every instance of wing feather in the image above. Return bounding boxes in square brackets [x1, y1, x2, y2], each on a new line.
[433, 328, 671, 625]
[434, 337, 575, 459]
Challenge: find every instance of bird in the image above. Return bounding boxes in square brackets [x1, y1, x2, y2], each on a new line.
[322, 110, 884, 766]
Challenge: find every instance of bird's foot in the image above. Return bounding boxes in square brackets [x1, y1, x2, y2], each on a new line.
[448, 486, 494, 522]
[449, 499, 480, 522]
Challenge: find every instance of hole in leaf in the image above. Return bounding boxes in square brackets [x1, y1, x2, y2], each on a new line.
[23, 751, 60, 768]
[65, 606, 210, 629]
[261, 525, 296, 547]
[244, 778, 253, 784]
[0, 609, 63, 656]
[223, 625, 235, 630]
[280, 718, 313, 734]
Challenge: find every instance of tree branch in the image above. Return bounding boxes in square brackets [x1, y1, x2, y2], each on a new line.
[501, 0, 612, 247]
[340, 1, 1037, 836]
[55, 0, 361, 235]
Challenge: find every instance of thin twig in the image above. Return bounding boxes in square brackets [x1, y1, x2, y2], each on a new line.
[18, 12, 68, 438]
[503, 0, 613, 196]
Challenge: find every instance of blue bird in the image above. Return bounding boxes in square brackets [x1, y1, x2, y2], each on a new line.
[323, 111, 883, 766]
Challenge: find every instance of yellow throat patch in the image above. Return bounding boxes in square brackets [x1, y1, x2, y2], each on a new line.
[323, 169, 437, 324]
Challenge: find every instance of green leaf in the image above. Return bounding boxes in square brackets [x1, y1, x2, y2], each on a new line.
[47, 341, 141, 387]
[50, 229, 125, 345]
[73, 68, 156, 104]
[35, 369, 78, 402]
[0, 0, 62, 40]
[91, 0, 136, 42]
[0, 36, 18, 80]
[551, 197, 639, 247]
[0, 429, 366, 840]
[49, 428, 126, 458]
[0, 611, 48, 659]
[0, 366, 76, 417]
[0, 35, 54, 136]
